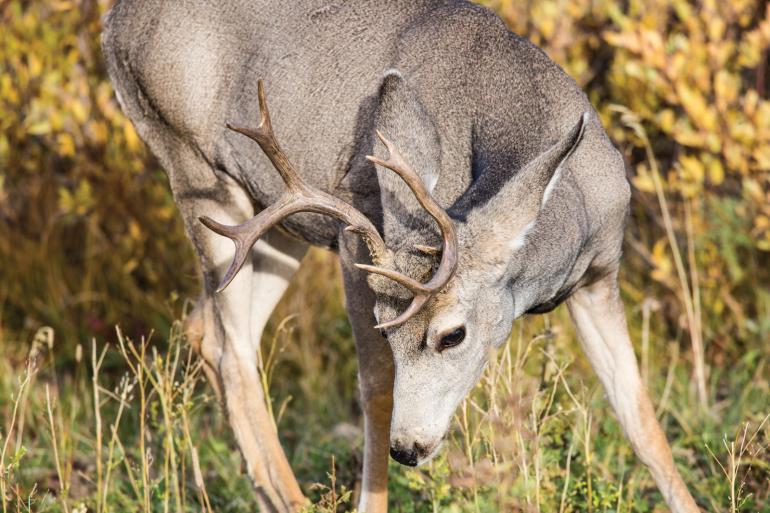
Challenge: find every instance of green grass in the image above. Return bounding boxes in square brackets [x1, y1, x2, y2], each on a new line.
[1, 250, 768, 513]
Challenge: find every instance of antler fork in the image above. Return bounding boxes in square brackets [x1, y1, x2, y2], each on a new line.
[200, 80, 458, 328]
[361, 131, 458, 329]
[199, 80, 388, 292]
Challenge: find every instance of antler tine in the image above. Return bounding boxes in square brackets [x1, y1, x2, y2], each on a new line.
[201, 80, 388, 293]
[354, 263, 431, 294]
[226, 80, 306, 192]
[200, 197, 299, 292]
[198, 216, 251, 293]
[360, 130, 459, 326]
[374, 295, 430, 330]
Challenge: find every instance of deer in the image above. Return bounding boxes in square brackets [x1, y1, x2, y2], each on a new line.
[101, 1, 701, 512]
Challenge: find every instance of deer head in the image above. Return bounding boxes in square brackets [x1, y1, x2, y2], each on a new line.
[202, 75, 587, 467]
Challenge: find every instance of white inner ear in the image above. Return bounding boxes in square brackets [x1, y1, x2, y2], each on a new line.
[540, 162, 564, 209]
[541, 111, 589, 209]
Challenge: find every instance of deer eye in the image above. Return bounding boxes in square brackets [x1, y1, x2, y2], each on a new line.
[438, 326, 466, 351]
[379, 329, 388, 340]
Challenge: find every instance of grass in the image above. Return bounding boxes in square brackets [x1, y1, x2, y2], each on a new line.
[0, 249, 768, 513]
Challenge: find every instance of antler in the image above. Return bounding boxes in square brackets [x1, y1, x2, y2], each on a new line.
[200, 80, 458, 329]
[199, 80, 387, 292]
[361, 131, 459, 329]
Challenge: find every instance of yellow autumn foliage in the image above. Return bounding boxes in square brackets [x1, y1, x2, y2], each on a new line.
[0, 0, 194, 342]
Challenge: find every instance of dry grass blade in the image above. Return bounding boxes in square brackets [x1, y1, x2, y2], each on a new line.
[611, 104, 708, 411]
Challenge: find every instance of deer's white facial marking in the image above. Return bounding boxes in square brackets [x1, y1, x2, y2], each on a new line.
[375, 268, 514, 467]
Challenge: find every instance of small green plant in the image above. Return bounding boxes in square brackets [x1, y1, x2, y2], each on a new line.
[303, 457, 354, 513]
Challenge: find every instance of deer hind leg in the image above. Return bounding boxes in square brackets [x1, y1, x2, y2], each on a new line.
[339, 234, 395, 513]
[566, 270, 700, 513]
[181, 179, 308, 512]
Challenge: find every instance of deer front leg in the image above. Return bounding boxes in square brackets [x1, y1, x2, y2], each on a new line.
[214, 230, 308, 513]
[566, 271, 700, 513]
[340, 235, 395, 513]
[182, 183, 308, 512]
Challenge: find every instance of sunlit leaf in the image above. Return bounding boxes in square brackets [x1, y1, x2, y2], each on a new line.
[27, 120, 51, 135]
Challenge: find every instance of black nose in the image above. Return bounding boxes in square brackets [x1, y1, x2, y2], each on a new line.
[390, 445, 418, 466]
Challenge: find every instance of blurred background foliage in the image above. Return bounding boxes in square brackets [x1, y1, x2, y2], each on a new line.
[0, 0, 769, 511]
[0, 0, 195, 346]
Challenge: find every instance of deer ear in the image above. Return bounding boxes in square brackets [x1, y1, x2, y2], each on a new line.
[371, 69, 441, 242]
[527, 112, 588, 211]
[461, 112, 589, 255]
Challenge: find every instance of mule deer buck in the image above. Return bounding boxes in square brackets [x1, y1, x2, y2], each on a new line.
[102, 1, 701, 512]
